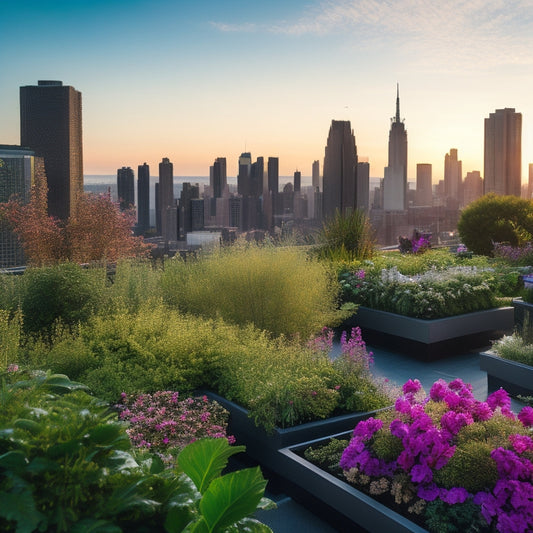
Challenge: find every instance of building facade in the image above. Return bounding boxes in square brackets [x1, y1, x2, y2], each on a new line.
[137, 162, 150, 232]
[383, 85, 408, 211]
[20, 80, 83, 220]
[484, 108, 522, 197]
[322, 119, 358, 220]
[444, 149, 462, 207]
[158, 157, 174, 239]
[117, 166, 135, 211]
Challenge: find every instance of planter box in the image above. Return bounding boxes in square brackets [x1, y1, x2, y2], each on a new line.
[480, 351, 533, 397]
[204, 391, 384, 469]
[513, 298, 533, 333]
[273, 435, 428, 533]
[343, 306, 514, 361]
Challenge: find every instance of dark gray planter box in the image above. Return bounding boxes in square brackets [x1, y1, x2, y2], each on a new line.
[344, 306, 514, 360]
[275, 436, 428, 533]
[480, 351, 533, 397]
[204, 391, 385, 469]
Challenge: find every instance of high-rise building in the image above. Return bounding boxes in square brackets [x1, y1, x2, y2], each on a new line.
[463, 171, 483, 206]
[211, 157, 227, 198]
[322, 119, 358, 220]
[383, 85, 408, 211]
[293, 170, 301, 193]
[158, 157, 174, 239]
[117, 166, 134, 211]
[178, 182, 199, 238]
[237, 152, 252, 196]
[444, 149, 462, 206]
[415, 164, 433, 206]
[356, 161, 370, 212]
[484, 108, 522, 197]
[20, 80, 83, 220]
[0, 145, 43, 267]
[528, 164, 533, 200]
[312, 160, 320, 190]
[137, 163, 150, 232]
[267, 157, 279, 218]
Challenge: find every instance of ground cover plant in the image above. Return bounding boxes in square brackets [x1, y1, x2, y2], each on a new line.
[0, 367, 273, 532]
[335, 378, 533, 532]
[491, 334, 533, 367]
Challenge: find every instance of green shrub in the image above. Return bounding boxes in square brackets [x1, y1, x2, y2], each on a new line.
[0, 368, 273, 532]
[458, 194, 533, 256]
[315, 208, 375, 262]
[0, 309, 22, 369]
[424, 500, 487, 533]
[20, 262, 106, 334]
[490, 333, 533, 366]
[303, 438, 350, 475]
[0, 273, 21, 312]
[160, 240, 340, 338]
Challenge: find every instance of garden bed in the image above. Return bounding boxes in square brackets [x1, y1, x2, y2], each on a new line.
[480, 351, 533, 396]
[344, 306, 513, 361]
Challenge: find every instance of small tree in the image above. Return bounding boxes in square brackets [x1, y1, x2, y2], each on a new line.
[458, 194, 533, 256]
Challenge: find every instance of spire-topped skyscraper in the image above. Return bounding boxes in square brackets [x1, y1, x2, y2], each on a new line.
[383, 84, 408, 211]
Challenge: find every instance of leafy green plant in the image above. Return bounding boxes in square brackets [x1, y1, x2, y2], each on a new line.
[303, 438, 349, 475]
[0, 368, 274, 532]
[0, 309, 22, 369]
[160, 239, 341, 338]
[490, 333, 533, 366]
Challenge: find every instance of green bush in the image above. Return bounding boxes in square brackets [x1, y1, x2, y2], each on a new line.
[0, 368, 273, 532]
[160, 240, 341, 338]
[458, 194, 533, 256]
[20, 262, 106, 334]
[0, 309, 22, 369]
[315, 208, 375, 262]
[490, 333, 533, 366]
[303, 437, 350, 475]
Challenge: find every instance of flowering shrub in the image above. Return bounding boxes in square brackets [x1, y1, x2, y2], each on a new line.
[341, 266, 497, 319]
[117, 391, 235, 458]
[398, 231, 431, 255]
[340, 378, 533, 532]
[493, 242, 533, 266]
[490, 333, 533, 367]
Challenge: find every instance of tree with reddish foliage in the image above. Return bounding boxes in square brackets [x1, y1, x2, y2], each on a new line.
[2, 177, 152, 265]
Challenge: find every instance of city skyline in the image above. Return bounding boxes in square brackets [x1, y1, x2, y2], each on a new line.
[2, 1, 533, 181]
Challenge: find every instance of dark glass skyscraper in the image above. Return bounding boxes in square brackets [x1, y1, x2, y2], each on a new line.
[322, 120, 358, 220]
[137, 162, 150, 232]
[20, 80, 83, 220]
[117, 166, 134, 211]
[158, 157, 174, 238]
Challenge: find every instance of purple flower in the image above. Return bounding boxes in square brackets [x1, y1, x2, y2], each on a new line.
[353, 417, 383, 440]
[487, 388, 511, 411]
[403, 379, 422, 394]
[509, 434, 533, 454]
[417, 484, 439, 501]
[440, 487, 469, 504]
[518, 406, 533, 427]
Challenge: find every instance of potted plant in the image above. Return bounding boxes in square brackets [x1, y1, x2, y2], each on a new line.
[278, 378, 533, 532]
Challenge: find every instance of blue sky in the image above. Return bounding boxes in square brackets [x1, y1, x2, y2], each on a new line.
[2, 0, 533, 181]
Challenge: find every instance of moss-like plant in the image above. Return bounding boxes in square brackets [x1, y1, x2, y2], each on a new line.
[303, 438, 350, 475]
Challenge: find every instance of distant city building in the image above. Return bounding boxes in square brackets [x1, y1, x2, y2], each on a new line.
[444, 149, 462, 207]
[463, 171, 483, 206]
[137, 162, 150, 232]
[322, 119, 358, 220]
[415, 164, 433, 206]
[20, 80, 83, 220]
[237, 152, 252, 196]
[268, 157, 280, 217]
[529, 164, 533, 200]
[0, 145, 44, 267]
[211, 157, 227, 198]
[178, 182, 199, 238]
[312, 160, 320, 190]
[383, 85, 408, 211]
[117, 166, 134, 211]
[293, 170, 301, 192]
[484, 108, 522, 197]
[356, 162, 370, 212]
[158, 157, 174, 239]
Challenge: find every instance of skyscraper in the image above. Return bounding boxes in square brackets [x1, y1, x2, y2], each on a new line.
[158, 157, 174, 239]
[444, 149, 462, 206]
[117, 166, 134, 211]
[463, 171, 483, 206]
[237, 152, 252, 196]
[211, 157, 227, 198]
[484, 108, 522, 197]
[312, 160, 320, 190]
[356, 161, 370, 212]
[293, 170, 301, 193]
[415, 164, 433, 206]
[383, 85, 408, 211]
[322, 119, 358, 220]
[137, 162, 150, 232]
[20, 80, 83, 220]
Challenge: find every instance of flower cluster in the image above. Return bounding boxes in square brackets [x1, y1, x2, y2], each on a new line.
[398, 231, 431, 254]
[340, 379, 533, 532]
[117, 391, 235, 458]
[493, 242, 533, 266]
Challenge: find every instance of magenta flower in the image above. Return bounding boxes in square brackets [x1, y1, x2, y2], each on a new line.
[518, 406, 533, 427]
[402, 379, 422, 394]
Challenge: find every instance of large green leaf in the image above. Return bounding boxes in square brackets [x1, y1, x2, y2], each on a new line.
[178, 438, 245, 494]
[43, 374, 89, 393]
[199, 467, 267, 532]
[0, 450, 27, 470]
[0, 489, 45, 532]
[226, 517, 274, 532]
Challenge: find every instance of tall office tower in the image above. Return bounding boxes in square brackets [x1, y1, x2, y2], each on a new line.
[294, 170, 301, 192]
[529, 164, 533, 200]
[20, 80, 83, 220]
[211, 157, 227, 198]
[484, 108, 522, 197]
[178, 182, 199, 239]
[463, 171, 483, 206]
[237, 152, 252, 196]
[356, 161, 370, 212]
[158, 157, 174, 238]
[250, 156, 264, 198]
[444, 149, 462, 206]
[312, 160, 320, 190]
[137, 163, 150, 232]
[267, 157, 279, 217]
[0, 145, 43, 267]
[383, 85, 408, 211]
[117, 166, 135, 211]
[322, 119, 358, 220]
[415, 163, 433, 206]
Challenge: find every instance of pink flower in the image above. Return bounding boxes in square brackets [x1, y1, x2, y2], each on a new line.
[7, 364, 19, 373]
[518, 406, 533, 427]
[402, 379, 422, 394]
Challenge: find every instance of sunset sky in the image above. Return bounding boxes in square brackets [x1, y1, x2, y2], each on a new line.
[2, 0, 533, 182]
